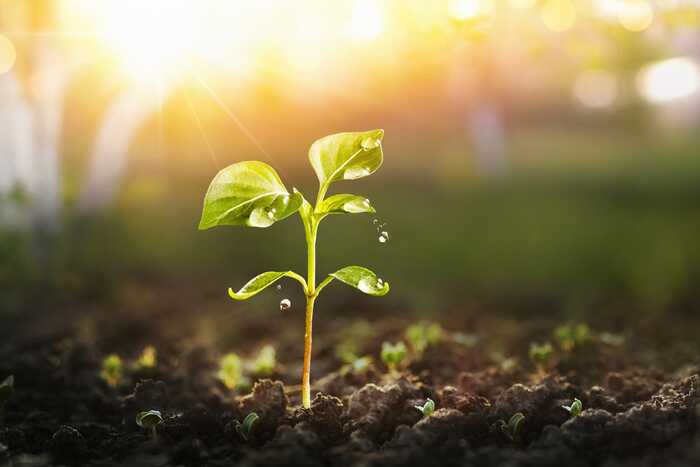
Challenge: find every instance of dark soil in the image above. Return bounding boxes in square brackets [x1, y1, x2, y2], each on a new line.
[1, 289, 699, 466]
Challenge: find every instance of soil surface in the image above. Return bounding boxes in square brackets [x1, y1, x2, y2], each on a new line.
[1, 288, 699, 466]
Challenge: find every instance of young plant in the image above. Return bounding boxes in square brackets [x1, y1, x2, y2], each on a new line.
[199, 130, 390, 408]
[405, 322, 443, 356]
[100, 354, 123, 387]
[495, 412, 525, 443]
[562, 398, 583, 418]
[136, 346, 157, 369]
[0, 375, 14, 415]
[529, 342, 554, 374]
[235, 412, 259, 441]
[217, 353, 248, 390]
[135, 410, 163, 441]
[380, 341, 407, 374]
[554, 323, 591, 352]
[414, 398, 436, 418]
[251, 345, 276, 377]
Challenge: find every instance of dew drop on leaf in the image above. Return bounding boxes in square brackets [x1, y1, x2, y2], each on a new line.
[279, 298, 291, 311]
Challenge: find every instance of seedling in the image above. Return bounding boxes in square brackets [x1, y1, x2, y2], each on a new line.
[380, 341, 407, 373]
[235, 412, 259, 441]
[100, 354, 123, 387]
[529, 342, 554, 374]
[414, 398, 435, 418]
[562, 398, 583, 417]
[135, 410, 163, 441]
[217, 353, 248, 390]
[136, 346, 157, 369]
[251, 345, 276, 377]
[0, 375, 14, 414]
[199, 130, 390, 408]
[495, 412, 525, 442]
[405, 322, 443, 356]
[554, 323, 591, 352]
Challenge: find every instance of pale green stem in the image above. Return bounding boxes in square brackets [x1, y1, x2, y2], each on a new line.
[301, 218, 318, 409]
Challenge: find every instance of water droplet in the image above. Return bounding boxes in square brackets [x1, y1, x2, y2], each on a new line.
[377, 278, 384, 287]
[276, 284, 282, 291]
[363, 199, 371, 207]
[279, 298, 291, 311]
[361, 136, 381, 150]
[380, 231, 389, 240]
[378, 235, 387, 243]
[358, 278, 372, 293]
[249, 207, 275, 227]
[373, 219, 379, 225]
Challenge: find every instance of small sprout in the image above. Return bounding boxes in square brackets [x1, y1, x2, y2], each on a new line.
[135, 410, 163, 440]
[200, 130, 389, 409]
[414, 398, 435, 418]
[136, 346, 157, 369]
[380, 341, 407, 373]
[529, 342, 554, 374]
[100, 354, 123, 387]
[496, 412, 525, 442]
[405, 322, 443, 356]
[554, 323, 591, 352]
[251, 345, 276, 377]
[217, 353, 248, 390]
[562, 398, 583, 417]
[235, 412, 259, 441]
[0, 375, 14, 412]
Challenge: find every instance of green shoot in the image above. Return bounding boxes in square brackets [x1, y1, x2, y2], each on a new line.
[554, 323, 591, 352]
[0, 375, 14, 414]
[100, 354, 123, 387]
[136, 410, 163, 441]
[529, 342, 554, 374]
[405, 322, 443, 356]
[199, 130, 390, 408]
[217, 353, 248, 390]
[495, 412, 525, 442]
[251, 345, 276, 377]
[235, 412, 259, 441]
[136, 346, 157, 369]
[562, 398, 583, 417]
[414, 398, 435, 418]
[380, 341, 407, 374]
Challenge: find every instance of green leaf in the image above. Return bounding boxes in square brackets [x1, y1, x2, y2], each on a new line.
[317, 194, 375, 215]
[235, 412, 259, 441]
[308, 129, 384, 187]
[228, 271, 306, 300]
[329, 266, 389, 296]
[135, 410, 163, 429]
[199, 161, 303, 230]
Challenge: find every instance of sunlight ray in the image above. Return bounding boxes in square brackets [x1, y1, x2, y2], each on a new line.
[183, 87, 219, 168]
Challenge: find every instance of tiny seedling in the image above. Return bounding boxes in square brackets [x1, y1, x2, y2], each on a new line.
[405, 322, 443, 356]
[529, 342, 554, 374]
[562, 398, 583, 417]
[251, 345, 276, 377]
[414, 398, 435, 418]
[199, 130, 390, 408]
[136, 346, 157, 369]
[100, 354, 123, 387]
[495, 412, 525, 442]
[0, 375, 14, 414]
[217, 353, 248, 390]
[554, 323, 591, 352]
[235, 412, 259, 441]
[135, 410, 163, 441]
[380, 341, 407, 373]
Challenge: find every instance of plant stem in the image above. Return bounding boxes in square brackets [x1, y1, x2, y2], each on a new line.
[302, 219, 318, 409]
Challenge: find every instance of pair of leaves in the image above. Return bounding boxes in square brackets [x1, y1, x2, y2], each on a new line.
[198, 129, 383, 229]
[228, 266, 389, 300]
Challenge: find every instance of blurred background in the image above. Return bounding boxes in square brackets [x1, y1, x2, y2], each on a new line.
[1, 0, 700, 332]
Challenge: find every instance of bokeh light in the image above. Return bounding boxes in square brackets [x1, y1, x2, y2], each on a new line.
[637, 57, 700, 103]
[0, 34, 17, 75]
[618, 0, 654, 31]
[541, 0, 577, 32]
[573, 70, 619, 109]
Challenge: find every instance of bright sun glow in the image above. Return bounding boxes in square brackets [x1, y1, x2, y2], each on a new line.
[348, 0, 384, 41]
[0, 34, 16, 75]
[637, 57, 700, 103]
